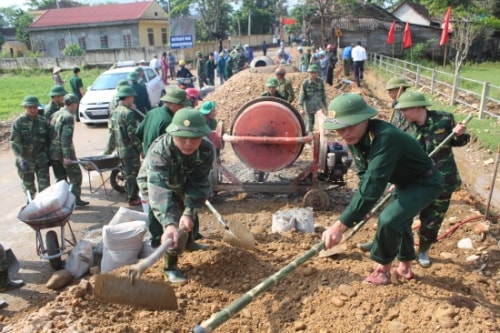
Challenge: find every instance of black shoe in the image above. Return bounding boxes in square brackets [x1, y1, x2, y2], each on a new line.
[185, 241, 209, 252]
[0, 279, 24, 292]
[75, 199, 89, 207]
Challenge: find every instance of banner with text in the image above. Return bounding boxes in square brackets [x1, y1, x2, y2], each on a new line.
[170, 18, 196, 49]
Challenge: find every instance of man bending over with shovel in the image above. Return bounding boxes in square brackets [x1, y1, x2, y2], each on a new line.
[137, 107, 214, 285]
[321, 93, 444, 285]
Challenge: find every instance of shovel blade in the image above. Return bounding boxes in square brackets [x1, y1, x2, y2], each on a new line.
[318, 244, 347, 258]
[222, 220, 255, 249]
[6, 249, 19, 275]
[94, 274, 178, 311]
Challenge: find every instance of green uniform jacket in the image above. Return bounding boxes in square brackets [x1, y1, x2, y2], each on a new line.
[69, 75, 83, 99]
[261, 91, 286, 100]
[137, 134, 215, 227]
[49, 107, 76, 161]
[111, 104, 143, 159]
[136, 105, 174, 154]
[232, 53, 247, 74]
[277, 78, 295, 103]
[10, 113, 50, 171]
[44, 101, 61, 120]
[298, 78, 327, 113]
[410, 110, 470, 192]
[339, 119, 435, 227]
[130, 82, 152, 114]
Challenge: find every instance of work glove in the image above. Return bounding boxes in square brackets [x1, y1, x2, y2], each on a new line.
[19, 160, 28, 171]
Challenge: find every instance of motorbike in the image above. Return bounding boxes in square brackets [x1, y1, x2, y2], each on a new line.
[176, 76, 197, 89]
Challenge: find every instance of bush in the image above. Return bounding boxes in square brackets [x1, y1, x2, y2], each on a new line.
[63, 43, 84, 56]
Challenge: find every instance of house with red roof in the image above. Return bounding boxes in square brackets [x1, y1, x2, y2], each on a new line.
[28, 1, 168, 57]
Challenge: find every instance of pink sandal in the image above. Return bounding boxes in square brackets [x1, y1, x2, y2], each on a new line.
[363, 267, 391, 285]
[394, 267, 415, 280]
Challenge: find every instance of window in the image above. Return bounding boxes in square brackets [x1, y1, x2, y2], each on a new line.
[77, 37, 86, 50]
[34, 40, 46, 52]
[100, 35, 109, 49]
[161, 27, 167, 45]
[147, 28, 154, 46]
[58, 38, 66, 51]
[123, 34, 132, 48]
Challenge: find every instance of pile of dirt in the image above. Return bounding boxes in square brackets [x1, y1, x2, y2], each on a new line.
[1, 65, 499, 333]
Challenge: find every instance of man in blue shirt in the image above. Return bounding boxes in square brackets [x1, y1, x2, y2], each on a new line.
[342, 44, 353, 77]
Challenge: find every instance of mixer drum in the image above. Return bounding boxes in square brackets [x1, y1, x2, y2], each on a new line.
[230, 97, 306, 172]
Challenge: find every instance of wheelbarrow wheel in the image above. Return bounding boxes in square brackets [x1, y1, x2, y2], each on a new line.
[46, 230, 63, 270]
[110, 169, 126, 193]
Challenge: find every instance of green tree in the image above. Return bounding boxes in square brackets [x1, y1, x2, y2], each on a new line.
[193, 0, 232, 40]
[25, 0, 82, 10]
[63, 42, 83, 56]
[157, 0, 193, 18]
[14, 10, 33, 50]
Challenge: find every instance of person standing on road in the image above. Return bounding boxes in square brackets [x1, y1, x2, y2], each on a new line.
[341, 44, 353, 77]
[395, 91, 470, 268]
[137, 107, 214, 285]
[10, 95, 51, 200]
[298, 64, 327, 132]
[351, 41, 367, 88]
[262, 40, 268, 56]
[216, 50, 228, 85]
[167, 51, 176, 81]
[44, 85, 67, 119]
[322, 93, 444, 285]
[128, 71, 151, 116]
[103, 80, 130, 155]
[195, 51, 206, 89]
[69, 67, 84, 122]
[49, 94, 89, 207]
[205, 52, 216, 86]
[326, 44, 338, 86]
[149, 55, 161, 73]
[161, 52, 169, 84]
[275, 66, 295, 104]
[134, 66, 147, 86]
[111, 85, 144, 207]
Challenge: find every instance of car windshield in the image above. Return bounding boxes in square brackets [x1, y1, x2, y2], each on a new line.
[90, 72, 129, 90]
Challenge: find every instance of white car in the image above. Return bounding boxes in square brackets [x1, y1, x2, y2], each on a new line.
[79, 64, 165, 125]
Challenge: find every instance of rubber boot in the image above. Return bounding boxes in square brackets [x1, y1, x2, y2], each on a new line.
[185, 232, 209, 252]
[0, 270, 24, 292]
[417, 242, 432, 268]
[357, 241, 373, 252]
[163, 253, 187, 286]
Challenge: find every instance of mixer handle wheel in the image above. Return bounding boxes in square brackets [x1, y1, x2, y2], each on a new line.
[303, 189, 329, 211]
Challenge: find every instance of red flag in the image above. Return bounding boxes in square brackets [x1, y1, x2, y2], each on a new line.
[403, 21, 412, 49]
[280, 17, 297, 25]
[386, 21, 396, 44]
[440, 7, 452, 46]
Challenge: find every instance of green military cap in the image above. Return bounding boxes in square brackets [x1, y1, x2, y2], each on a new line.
[134, 66, 144, 73]
[196, 51, 202, 56]
[48, 85, 68, 97]
[385, 77, 411, 90]
[117, 85, 137, 98]
[64, 93, 79, 105]
[21, 95, 40, 107]
[307, 64, 320, 73]
[127, 71, 139, 81]
[394, 91, 432, 109]
[265, 77, 279, 87]
[166, 107, 212, 137]
[161, 87, 187, 104]
[324, 93, 378, 130]
[200, 101, 216, 115]
[117, 79, 129, 88]
[235, 44, 243, 51]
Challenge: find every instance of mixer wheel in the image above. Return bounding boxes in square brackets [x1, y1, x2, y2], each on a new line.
[303, 189, 329, 211]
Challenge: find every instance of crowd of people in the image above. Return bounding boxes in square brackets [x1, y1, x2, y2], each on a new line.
[10, 42, 470, 287]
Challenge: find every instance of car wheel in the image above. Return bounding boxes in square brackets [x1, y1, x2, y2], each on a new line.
[158, 90, 166, 106]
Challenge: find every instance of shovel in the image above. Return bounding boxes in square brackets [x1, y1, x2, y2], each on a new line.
[205, 200, 255, 249]
[93, 230, 188, 311]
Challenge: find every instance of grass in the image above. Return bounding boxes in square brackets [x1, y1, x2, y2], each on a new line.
[0, 69, 101, 121]
[375, 68, 500, 153]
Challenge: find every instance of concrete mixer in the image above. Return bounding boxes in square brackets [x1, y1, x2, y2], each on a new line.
[208, 96, 352, 210]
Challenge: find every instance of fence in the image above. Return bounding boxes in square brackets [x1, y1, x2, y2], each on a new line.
[369, 53, 500, 120]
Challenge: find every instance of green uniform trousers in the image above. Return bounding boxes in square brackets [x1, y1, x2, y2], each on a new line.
[370, 171, 444, 264]
[17, 167, 50, 199]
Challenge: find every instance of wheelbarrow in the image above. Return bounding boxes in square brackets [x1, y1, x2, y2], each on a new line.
[74, 155, 125, 195]
[17, 192, 77, 270]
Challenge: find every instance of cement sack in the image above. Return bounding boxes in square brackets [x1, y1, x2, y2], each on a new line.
[18, 180, 70, 220]
[101, 221, 147, 273]
[272, 207, 314, 233]
[65, 240, 94, 278]
[46, 269, 73, 290]
[109, 207, 147, 225]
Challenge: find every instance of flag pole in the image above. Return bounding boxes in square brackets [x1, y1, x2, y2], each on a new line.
[443, 43, 447, 67]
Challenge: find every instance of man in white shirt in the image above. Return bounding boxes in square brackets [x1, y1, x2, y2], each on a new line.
[351, 41, 367, 88]
[149, 55, 161, 73]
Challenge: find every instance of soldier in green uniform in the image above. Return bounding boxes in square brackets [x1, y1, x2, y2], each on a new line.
[274, 66, 295, 104]
[195, 51, 206, 89]
[228, 44, 247, 78]
[298, 63, 327, 132]
[136, 87, 190, 154]
[395, 91, 470, 268]
[43, 85, 67, 119]
[103, 80, 129, 155]
[199, 101, 218, 130]
[134, 66, 146, 86]
[322, 93, 444, 285]
[0, 244, 24, 296]
[111, 85, 144, 206]
[10, 96, 51, 200]
[128, 71, 151, 116]
[386, 77, 411, 129]
[49, 94, 89, 207]
[69, 67, 84, 122]
[137, 107, 214, 285]
[261, 77, 286, 100]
